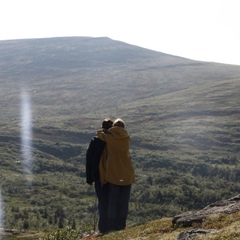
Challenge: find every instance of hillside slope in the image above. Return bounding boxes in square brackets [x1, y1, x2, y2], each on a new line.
[2, 194, 240, 239]
[1, 37, 240, 232]
[1, 37, 240, 123]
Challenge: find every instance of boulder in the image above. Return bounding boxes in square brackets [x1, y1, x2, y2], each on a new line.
[177, 229, 218, 240]
[172, 194, 240, 227]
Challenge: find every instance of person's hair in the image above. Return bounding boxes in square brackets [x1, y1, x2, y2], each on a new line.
[102, 118, 113, 130]
[113, 118, 125, 128]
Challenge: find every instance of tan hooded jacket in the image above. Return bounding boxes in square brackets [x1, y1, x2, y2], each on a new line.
[97, 126, 135, 186]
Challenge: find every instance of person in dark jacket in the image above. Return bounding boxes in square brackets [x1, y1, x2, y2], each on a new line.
[86, 118, 113, 234]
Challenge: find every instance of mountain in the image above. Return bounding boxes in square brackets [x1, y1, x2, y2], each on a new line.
[1, 37, 240, 233]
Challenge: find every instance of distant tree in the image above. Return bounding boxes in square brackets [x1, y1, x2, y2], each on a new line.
[58, 216, 64, 228]
[42, 207, 48, 219]
[23, 220, 29, 230]
[11, 206, 19, 212]
[147, 176, 153, 185]
[48, 215, 53, 225]
[72, 218, 76, 229]
[54, 214, 58, 225]
[23, 209, 29, 219]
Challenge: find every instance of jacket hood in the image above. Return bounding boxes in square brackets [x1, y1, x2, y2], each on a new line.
[109, 126, 130, 139]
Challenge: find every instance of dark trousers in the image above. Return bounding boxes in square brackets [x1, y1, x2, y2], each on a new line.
[94, 178, 109, 233]
[107, 183, 131, 231]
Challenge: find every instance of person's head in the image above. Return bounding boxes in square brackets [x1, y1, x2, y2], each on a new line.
[113, 118, 125, 128]
[102, 118, 113, 130]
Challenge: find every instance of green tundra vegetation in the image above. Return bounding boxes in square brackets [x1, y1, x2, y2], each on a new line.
[0, 37, 240, 236]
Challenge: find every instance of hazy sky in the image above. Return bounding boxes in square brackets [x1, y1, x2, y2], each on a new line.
[1, 0, 240, 65]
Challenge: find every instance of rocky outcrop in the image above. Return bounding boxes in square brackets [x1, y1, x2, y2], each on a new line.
[177, 229, 219, 240]
[172, 194, 240, 227]
[172, 194, 240, 239]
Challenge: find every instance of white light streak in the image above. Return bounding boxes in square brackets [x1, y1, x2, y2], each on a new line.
[20, 90, 33, 182]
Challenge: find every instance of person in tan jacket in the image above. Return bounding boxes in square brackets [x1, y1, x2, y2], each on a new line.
[97, 118, 135, 232]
